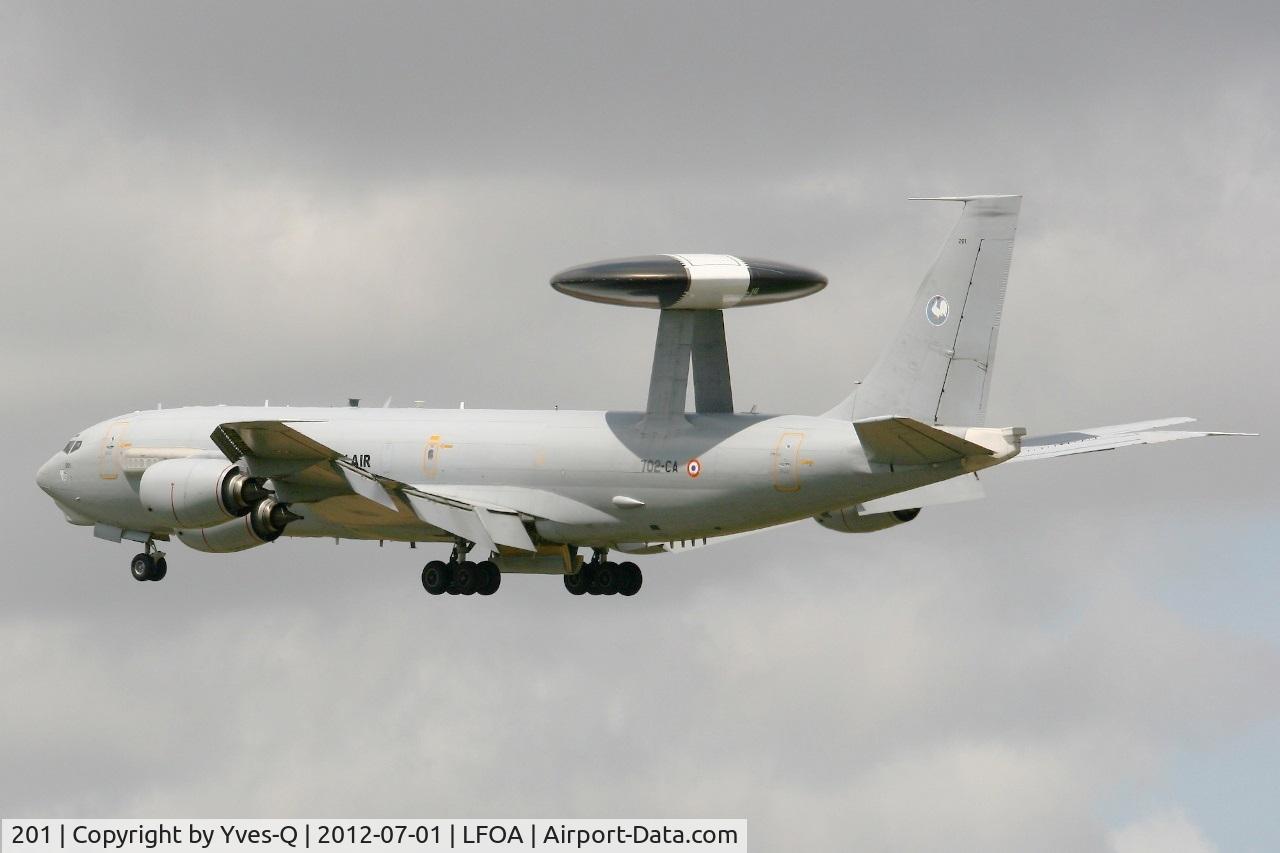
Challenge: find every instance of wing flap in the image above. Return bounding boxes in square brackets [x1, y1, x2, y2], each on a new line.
[404, 494, 497, 553]
[338, 464, 399, 512]
[402, 486, 539, 552]
[474, 506, 537, 552]
[408, 484, 616, 526]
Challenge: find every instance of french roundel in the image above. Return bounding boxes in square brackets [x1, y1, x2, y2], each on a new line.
[925, 294, 950, 326]
[687, 459, 701, 478]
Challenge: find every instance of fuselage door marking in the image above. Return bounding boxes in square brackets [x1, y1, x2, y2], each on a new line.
[772, 431, 804, 493]
[422, 434, 453, 478]
[99, 420, 129, 480]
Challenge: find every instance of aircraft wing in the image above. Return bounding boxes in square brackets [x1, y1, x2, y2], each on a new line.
[212, 420, 337, 469]
[210, 420, 539, 551]
[1009, 417, 1255, 462]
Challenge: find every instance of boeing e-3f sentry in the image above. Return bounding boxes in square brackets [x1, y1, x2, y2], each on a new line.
[35, 196, 1251, 596]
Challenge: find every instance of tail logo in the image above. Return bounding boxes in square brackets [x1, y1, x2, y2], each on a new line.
[926, 294, 950, 326]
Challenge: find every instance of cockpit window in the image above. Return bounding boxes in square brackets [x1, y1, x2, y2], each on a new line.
[62, 440, 82, 454]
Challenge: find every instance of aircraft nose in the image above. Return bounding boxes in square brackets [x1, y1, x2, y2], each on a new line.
[35, 455, 59, 496]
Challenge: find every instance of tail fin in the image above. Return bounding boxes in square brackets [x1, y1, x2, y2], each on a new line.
[849, 195, 1021, 425]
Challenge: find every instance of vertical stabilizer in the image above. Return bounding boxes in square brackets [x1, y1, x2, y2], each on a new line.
[850, 195, 1020, 425]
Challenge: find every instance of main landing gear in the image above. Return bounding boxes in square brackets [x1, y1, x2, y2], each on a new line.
[419, 543, 644, 597]
[420, 541, 501, 596]
[130, 540, 167, 582]
[564, 551, 642, 597]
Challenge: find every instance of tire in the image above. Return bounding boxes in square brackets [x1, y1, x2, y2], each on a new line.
[584, 562, 603, 595]
[563, 568, 590, 595]
[591, 562, 620, 596]
[149, 557, 168, 582]
[618, 561, 642, 596]
[130, 553, 154, 582]
[455, 561, 480, 595]
[476, 561, 501, 595]
[421, 561, 450, 595]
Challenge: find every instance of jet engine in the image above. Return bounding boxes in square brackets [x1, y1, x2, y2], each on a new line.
[175, 498, 302, 553]
[139, 458, 269, 528]
[814, 506, 921, 533]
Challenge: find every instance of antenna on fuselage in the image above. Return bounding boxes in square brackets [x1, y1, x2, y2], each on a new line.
[549, 254, 826, 426]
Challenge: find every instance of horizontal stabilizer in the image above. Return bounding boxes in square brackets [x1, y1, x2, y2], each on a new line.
[854, 416, 994, 466]
[1011, 418, 1256, 462]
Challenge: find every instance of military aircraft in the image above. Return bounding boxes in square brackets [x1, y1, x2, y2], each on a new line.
[35, 195, 1250, 596]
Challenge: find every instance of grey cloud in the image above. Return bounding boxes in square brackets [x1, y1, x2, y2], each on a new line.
[3, 2, 1276, 181]
[2, 2, 1278, 850]
[3, 518, 1276, 852]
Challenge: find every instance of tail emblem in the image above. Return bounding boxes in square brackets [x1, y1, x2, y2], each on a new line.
[926, 294, 950, 326]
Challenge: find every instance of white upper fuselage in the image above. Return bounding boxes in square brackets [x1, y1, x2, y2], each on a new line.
[35, 405, 965, 548]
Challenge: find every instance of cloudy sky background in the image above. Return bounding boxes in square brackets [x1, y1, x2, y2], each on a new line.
[2, 2, 1277, 850]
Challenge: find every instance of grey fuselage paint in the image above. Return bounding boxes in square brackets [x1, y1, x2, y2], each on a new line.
[37, 405, 973, 549]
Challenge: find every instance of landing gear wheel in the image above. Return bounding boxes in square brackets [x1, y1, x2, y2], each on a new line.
[590, 561, 620, 596]
[455, 561, 480, 595]
[149, 557, 168, 582]
[617, 561, 642, 596]
[476, 561, 501, 595]
[421, 561, 451, 595]
[128, 555, 152, 581]
[130, 553, 155, 582]
[564, 566, 590, 595]
[585, 562, 605, 595]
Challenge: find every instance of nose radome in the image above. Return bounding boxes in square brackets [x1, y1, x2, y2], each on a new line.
[36, 455, 58, 496]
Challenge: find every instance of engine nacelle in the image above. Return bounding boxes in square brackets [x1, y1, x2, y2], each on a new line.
[176, 498, 301, 553]
[814, 506, 921, 533]
[139, 458, 269, 529]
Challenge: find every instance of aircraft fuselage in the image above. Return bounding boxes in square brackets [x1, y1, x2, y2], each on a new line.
[36, 405, 964, 549]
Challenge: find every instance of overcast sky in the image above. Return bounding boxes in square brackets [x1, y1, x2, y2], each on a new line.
[2, 2, 1277, 850]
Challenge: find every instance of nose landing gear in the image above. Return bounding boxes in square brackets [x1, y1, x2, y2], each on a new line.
[130, 540, 167, 582]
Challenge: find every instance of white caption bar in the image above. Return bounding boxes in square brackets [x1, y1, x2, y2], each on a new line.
[2, 821, 746, 853]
